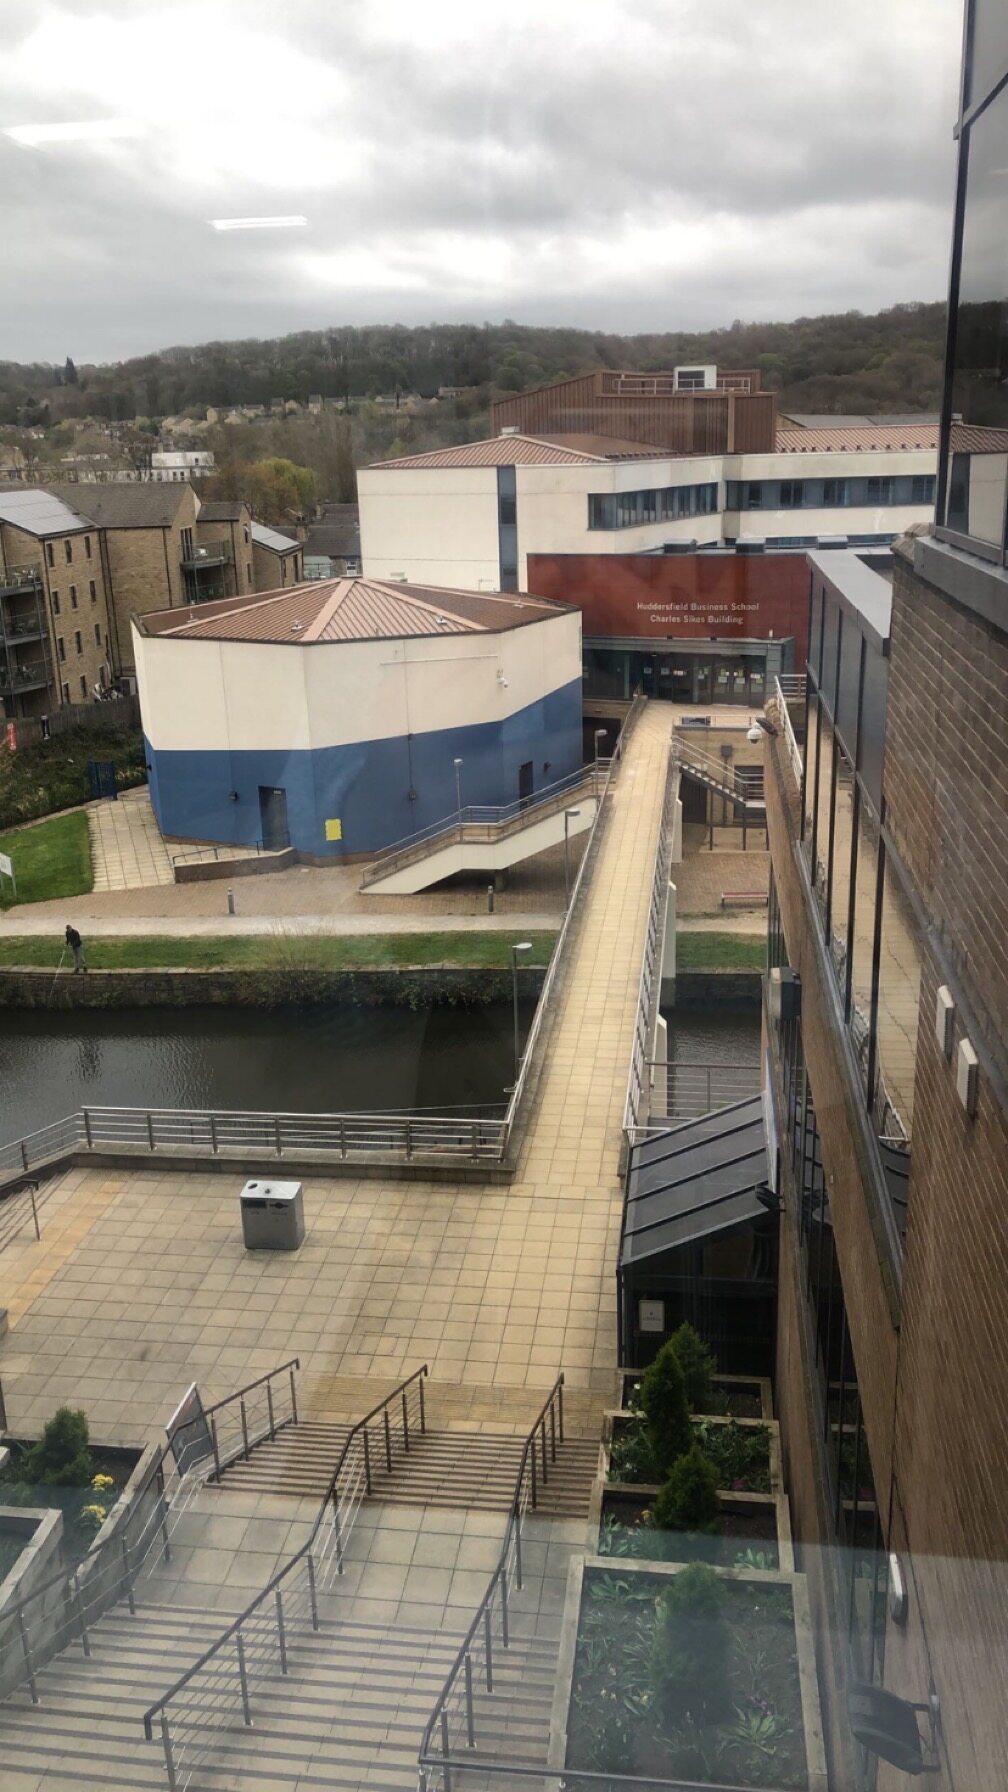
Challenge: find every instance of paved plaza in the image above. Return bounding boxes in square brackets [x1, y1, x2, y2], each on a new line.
[0, 706, 675, 1450]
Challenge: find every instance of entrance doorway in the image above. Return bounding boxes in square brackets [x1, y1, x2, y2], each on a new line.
[518, 760, 534, 807]
[258, 785, 290, 849]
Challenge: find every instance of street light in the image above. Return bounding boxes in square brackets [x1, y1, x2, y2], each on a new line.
[564, 808, 581, 906]
[511, 941, 533, 1078]
[593, 727, 606, 801]
[453, 756, 464, 831]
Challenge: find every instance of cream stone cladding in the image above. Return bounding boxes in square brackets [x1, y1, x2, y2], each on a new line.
[251, 542, 298, 590]
[102, 487, 198, 672]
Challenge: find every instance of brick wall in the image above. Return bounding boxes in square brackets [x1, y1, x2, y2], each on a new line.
[102, 489, 197, 672]
[252, 543, 298, 591]
[1, 521, 113, 710]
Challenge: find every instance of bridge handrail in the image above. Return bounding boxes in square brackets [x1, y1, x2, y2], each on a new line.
[621, 743, 680, 1152]
[770, 675, 803, 784]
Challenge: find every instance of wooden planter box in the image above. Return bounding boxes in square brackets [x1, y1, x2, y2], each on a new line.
[549, 1555, 828, 1792]
[620, 1369, 774, 1420]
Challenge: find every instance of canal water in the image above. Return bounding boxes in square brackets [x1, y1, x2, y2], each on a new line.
[0, 1000, 761, 1143]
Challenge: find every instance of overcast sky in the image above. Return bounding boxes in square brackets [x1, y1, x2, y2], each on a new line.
[0, 0, 963, 365]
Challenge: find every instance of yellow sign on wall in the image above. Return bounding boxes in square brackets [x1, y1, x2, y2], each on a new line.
[324, 818, 343, 842]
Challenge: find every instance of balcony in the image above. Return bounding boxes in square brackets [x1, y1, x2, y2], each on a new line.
[180, 538, 231, 571]
[0, 658, 52, 695]
[0, 565, 42, 597]
[0, 616, 47, 645]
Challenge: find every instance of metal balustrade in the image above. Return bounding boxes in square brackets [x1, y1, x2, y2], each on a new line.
[622, 744, 680, 1154]
[143, 1364, 429, 1792]
[0, 1360, 300, 1706]
[770, 675, 803, 784]
[646, 1059, 761, 1123]
[418, 1375, 564, 1791]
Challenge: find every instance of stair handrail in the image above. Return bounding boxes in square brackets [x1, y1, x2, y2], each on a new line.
[418, 1373, 565, 1782]
[142, 1363, 429, 1791]
[0, 1358, 302, 1706]
[360, 763, 600, 888]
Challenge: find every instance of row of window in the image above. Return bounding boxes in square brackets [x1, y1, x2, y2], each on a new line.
[45, 534, 92, 567]
[587, 482, 719, 530]
[726, 476, 936, 511]
[61, 675, 99, 703]
[56, 624, 101, 661]
[766, 915, 888, 1780]
[52, 581, 98, 615]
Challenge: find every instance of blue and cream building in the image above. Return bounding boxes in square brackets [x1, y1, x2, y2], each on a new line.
[133, 578, 582, 856]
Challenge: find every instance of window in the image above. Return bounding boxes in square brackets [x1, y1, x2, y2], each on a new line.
[57, 636, 66, 662]
[79, 674, 87, 700]
[940, 76, 1008, 552]
[910, 474, 935, 505]
[780, 480, 805, 508]
[84, 535, 92, 560]
[747, 482, 763, 508]
[74, 630, 83, 655]
[93, 623, 101, 646]
[89, 579, 97, 603]
[64, 539, 72, 563]
[46, 542, 54, 567]
[866, 477, 894, 504]
[244, 526, 250, 545]
[823, 478, 848, 506]
[246, 561, 252, 583]
[70, 585, 77, 609]
[61, 681, 70, 705]
[52, 590, 60, 615]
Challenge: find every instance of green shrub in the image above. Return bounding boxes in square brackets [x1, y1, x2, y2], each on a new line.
[651, 1447, 722, 1535]
[649, 1562, 730, 1722]
[25, 1407, 93, 1487]
[667, 1322, 718, 1413]
[639, 1343, 692, 1475]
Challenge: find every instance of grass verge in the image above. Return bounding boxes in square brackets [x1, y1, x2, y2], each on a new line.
[676, 930, 765, 971]
[0, 812, 93, 910]
[0, 929, 557, 971]
[0, 719, 146, 830]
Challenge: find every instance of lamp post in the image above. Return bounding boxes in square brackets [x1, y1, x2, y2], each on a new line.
[511, 941, 533, 1079]
[564, 808, 581, 907]
[453, 756, 464, 834]
[593, 727, 606, 802]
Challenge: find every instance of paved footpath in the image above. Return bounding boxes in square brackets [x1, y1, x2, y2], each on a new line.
[0, 706, 674, 1442]
[0, 909, 560, 938]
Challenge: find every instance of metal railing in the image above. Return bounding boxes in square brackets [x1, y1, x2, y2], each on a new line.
[169, 841, 268, 868]
[0, 1103, 508, 1185]
[499, 693, 646, 1156]
[769, 675, 803, 785]
[646, 1059, 761, 1123]
[143, 1364, 429, 1792]
[775, 672, 807, 700]
[622, 744, 680, 1153]
[0, 1360, 300, 1706]
[180, 538, 230, 568]
[361, 763, 603, 889]
[418, 1375, 564, 1789]
[0, 566, 42, 596]
[672, 731, 765, 807]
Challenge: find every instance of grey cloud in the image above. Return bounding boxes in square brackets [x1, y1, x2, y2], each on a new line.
[0, 0, 963, 361]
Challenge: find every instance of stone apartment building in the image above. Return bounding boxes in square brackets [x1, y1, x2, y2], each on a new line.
[0, 488, 114, 719]
[251, 520, 303, 589]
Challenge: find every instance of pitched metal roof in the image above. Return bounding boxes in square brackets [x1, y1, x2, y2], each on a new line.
[621, 1097, 768, 1267]
[366, 434, 618, 470]
[48, 482, 192, 528]
[0, 487, 90, 537]
[137, 578, 568, 645]
[775, 424, 939, 454]
[250, 520, 299, 553]
[197, 500, 248, 522]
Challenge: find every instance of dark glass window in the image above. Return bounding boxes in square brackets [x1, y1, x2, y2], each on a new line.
[823, 478, 847, 506]
[84, 535, 92, 560]
[910, 474, 936, 504]
[943, 84, 1008, 550]
[499, 496, 516, 526]
[780, 480, 805, 508]
[866, 477, 894, 504]
[89, 580, 97, 603]
[51, 590, 60, 615]
[748, 481, 763, 507]
[64, 539, 72, 563]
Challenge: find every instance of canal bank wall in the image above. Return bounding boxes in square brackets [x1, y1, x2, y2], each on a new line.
[0, 965, 549, 1011]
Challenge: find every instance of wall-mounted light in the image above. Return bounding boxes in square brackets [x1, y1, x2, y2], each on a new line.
[889, 1552, 908, 1625]
[956, 1039, 978, 1117]
[935, 986, 955, 1059]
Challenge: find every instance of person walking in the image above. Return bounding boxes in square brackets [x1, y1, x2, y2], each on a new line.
[65, 923, 87, 973]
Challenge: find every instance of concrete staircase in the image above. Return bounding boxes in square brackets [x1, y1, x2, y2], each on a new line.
[0, 1396, 599, 1790]
[213, 1419, 599, 1516]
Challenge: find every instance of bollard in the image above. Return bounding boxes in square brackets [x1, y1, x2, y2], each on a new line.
[487, 883, 494, 914]
[226, 888, 236, 916]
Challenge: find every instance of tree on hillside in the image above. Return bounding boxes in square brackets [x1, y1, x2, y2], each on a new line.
[64, 356, 78, 385]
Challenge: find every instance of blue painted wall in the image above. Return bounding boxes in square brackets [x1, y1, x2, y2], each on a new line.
[146, 677, 583, 855]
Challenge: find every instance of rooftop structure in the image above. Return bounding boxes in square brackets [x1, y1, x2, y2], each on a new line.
[490, 366, 776, 454]
[139, 577, 565, 643]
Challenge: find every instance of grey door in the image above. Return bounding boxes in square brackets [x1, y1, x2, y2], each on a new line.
[518, 760, 534, 807]
[258, 785, 290, 849]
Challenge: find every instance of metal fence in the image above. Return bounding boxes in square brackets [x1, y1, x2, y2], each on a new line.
[0, 1359, 299, 1706]
[0, 1103, 508, 1185]
[647, 1060, 761, 1123]
[621, 745, 680, 1154]
[418, 1375, 564, 1790]
[143, 1364, 429, 1791]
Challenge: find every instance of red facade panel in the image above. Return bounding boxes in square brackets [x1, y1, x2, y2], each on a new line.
[527, 552, 810, 663]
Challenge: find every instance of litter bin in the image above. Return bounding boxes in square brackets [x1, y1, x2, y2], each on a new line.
[239, 1179, 304, 1251]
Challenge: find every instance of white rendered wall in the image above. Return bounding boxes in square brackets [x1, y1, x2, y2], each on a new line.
[515, 457, 723, 584]
[133, 609, 582, 755]
[358, 465, 500, 586]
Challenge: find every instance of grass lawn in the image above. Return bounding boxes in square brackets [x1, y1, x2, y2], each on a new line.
[676, 929, 765, 971]
[0, 812, 94, 910]
[0, 928, 557, 972]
